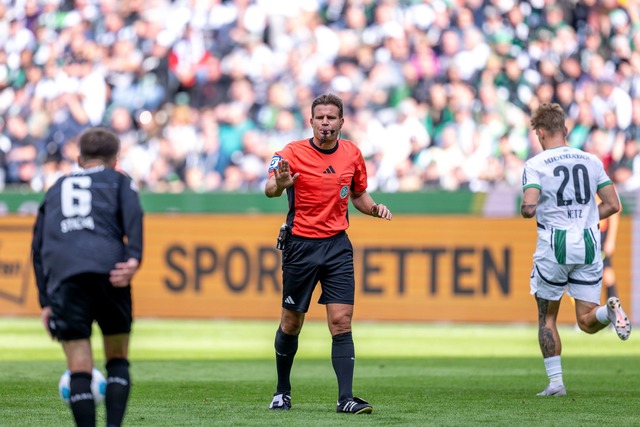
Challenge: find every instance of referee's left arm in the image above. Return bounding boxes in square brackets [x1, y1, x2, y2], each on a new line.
[351, 191, 392, 220]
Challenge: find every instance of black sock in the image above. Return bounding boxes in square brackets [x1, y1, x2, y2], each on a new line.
[69, 372, 95, 427]
[274, 327, 298, 393]
[607, 284, 618, 299]
[331, 332, 355, 403]
[105, 358, 131, 427]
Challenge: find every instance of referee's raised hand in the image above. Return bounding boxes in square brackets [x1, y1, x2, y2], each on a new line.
[274, 159, 299, 190]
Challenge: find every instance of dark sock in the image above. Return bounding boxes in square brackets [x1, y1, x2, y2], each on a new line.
[607, 284, 618, 299]
[69, 372, 95, 427]
[331, 332, 355, 403]
[274, 327, 298, 393]
[105, 358, 131, 427]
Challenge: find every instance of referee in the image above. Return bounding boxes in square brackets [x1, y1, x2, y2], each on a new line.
[265, 93, 392, 414]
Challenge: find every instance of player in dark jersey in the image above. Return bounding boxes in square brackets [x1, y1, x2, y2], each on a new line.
[265, 93, 392, 414]
[32, 128, 143, 427]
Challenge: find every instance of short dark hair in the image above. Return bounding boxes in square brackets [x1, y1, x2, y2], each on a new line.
[311, 93, 344, 118]
[530, 103, 566, 135]
[78, 127, 120, 162]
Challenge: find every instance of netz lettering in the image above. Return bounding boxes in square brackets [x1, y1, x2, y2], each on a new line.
[163, 244, 511, 296]
[567, 209, 583, 219]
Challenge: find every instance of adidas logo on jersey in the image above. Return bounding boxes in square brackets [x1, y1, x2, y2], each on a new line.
[284, 296, 295, 305]
[323, 165, 336, 174]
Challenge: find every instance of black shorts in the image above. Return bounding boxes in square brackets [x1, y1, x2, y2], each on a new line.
[49, 273, 132, 341]
[281, 231, 354, 312]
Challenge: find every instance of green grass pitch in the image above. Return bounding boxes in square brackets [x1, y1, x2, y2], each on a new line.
[1, 317, 639, 426]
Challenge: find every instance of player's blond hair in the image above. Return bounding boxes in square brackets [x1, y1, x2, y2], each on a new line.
[530, 103, 566, 135]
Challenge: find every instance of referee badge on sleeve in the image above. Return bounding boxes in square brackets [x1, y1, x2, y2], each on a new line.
[340, 186, 349, 198]
[268, 155, 282, 172]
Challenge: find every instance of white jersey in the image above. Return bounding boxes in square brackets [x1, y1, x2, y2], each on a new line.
[522, 146, 612, 265]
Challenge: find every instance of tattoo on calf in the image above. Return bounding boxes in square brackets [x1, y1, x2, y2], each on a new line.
[539, 328, 556, 357]
[536, 297, 556, 358]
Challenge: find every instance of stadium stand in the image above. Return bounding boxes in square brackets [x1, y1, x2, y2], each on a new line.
[0, 0, 639, 196]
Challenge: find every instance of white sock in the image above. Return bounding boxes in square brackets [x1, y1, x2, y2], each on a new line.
[543, 356, 563, 385]
[596, 306, 610, 325]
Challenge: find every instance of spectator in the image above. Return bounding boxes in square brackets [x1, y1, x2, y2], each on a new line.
[592, 73, 633, 131]
[611, 138, 640, 192]
[0, 0, 639, 195]
[168, 23, 211, 103]
[184, 107, 223, 192]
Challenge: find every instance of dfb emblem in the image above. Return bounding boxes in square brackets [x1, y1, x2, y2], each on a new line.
[340, 185, 349, 199]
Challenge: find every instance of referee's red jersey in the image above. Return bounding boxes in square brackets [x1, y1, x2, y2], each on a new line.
[268, 138, 368, 238]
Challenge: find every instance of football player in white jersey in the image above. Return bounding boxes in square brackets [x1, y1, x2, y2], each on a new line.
[521, 103, 631, 397]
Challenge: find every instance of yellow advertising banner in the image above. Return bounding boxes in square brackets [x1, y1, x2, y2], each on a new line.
[0, 215, 632, 324]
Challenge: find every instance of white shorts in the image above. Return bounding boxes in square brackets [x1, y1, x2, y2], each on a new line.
[529, 257, 603, 304]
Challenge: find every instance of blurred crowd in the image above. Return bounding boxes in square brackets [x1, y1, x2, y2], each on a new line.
[1, 0, 640, 195]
